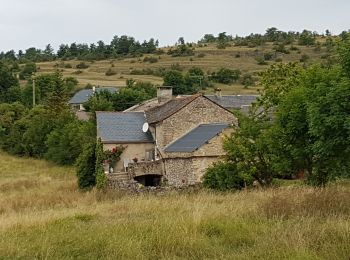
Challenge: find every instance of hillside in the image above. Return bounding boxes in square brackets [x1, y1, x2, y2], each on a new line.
[1, 151, 349, 259]
[32, 41, 330, 95]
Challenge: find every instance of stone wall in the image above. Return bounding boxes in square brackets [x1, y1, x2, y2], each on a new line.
[103, 142, 155, 172]
[163, 158, 196, 186]
[128, 160, 163, 178]
[155, 96, 237, 149]
[162, 129, 231, 185]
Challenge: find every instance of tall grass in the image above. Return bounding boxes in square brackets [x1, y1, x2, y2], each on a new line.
[0, 151, 349, 259]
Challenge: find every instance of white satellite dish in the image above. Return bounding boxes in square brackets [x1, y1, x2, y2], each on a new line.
[142, 122, 149, 133]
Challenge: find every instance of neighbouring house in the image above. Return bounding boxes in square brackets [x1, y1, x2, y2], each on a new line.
[69, 86, 118, 111]
[96, 86, 238, 188]
[126, 87, 259, 114]
[205, 88, 259, 112]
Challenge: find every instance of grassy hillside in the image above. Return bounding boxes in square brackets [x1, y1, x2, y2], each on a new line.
[32, 41, 329, 95]
[0, 151, 349, 259]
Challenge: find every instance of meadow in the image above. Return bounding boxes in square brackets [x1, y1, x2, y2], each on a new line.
[32, 42, 327, 95]
[0, 151, 349, 259]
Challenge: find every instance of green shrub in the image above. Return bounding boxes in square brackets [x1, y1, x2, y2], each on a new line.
[203, 162, 253, 191]
[263, 52, 273, 61]
[105, 68, 117, 76]
[255, 56, 267, 65]
[241, 74, 255, 87]
[76, 142, 96, 189]
[211, 68, 241, 84]
[95, 138, 106, 190]
[300, 54, 310, 63]
[76, 62, 89, 69]
[143, 56, 158, 63]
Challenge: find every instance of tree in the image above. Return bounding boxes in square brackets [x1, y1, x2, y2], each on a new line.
[163, 70, 185, 93]
[19, 62, 37, 80]
[0, 61, 19, 103]
[45, 119, 95, 165]
[257, 62, 302, 111]
[76, 142, 97, 189]
[224, 114, 275, 186]
[95, 138, 107, 189]
[337, 33, 350, 77]
[22, 72, 73, 107]
[0, 102, 27, 149]
[262, 65, 350, 185]
[298, 30, 316, 46]
[211, 68, 241, 84]
[217, 32, 230, 49]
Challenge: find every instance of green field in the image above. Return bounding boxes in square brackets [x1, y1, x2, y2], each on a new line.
[30, 42, 328, 95]
[0, 151, 349, 259]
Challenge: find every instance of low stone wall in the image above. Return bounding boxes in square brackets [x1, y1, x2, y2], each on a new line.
[128, 160, 163, 177]
[106, 175, 139, 191]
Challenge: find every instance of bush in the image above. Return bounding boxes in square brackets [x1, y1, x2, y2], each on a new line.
[300, 54, 310, 63]
[76, 142, 96, 189]
[263, 52, 273, 61]
[241, 74, 255, 87]
[64, 63, 72, 68]
[105, 68, 117, 76]
[211, 68, 241, 84]
[76, 62, 89, 69]
[255, 56, 268, 65]
[203, 162, 253, 191]
[273, 44, 290, 54]
[143, 56, 158, 63]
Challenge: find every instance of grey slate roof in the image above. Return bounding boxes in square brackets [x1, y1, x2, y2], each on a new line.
[96, 112, 154, 143]
[69, 87, 118, 104]
[164, 123, 229, 152]
[205, 95, 259, 109]
[145, 95, 198, 124]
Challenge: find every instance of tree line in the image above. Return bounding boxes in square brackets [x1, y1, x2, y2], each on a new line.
[0, 35, 159, 62]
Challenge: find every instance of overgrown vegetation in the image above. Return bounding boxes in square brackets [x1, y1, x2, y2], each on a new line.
[0, 151, 349, 259]
[203, 33, 350, 189]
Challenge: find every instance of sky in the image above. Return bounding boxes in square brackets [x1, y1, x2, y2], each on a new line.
[0, 0, 349, 52]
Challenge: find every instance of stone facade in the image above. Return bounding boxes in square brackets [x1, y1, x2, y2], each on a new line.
[162, 128, 233, 186]
[105, 95, 237, 189]
[103, 143, 155, 172]
[154, 96, 237, 149]
[128, 160, 163, 178]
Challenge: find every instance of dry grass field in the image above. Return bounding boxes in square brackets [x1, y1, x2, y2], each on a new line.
[0, 151, 349, 259]
[30, 42, 327, 95]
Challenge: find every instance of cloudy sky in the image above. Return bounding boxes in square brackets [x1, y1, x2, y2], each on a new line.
[1, 0, 349, 52]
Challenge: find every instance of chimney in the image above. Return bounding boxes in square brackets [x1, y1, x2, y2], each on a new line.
[92, 86, 96, 94]
[214, 87, 222, 97]
[157, 86, 173, 103]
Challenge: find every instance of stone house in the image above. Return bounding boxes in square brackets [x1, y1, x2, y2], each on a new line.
[69, 86, 118, 111]
[96, 87, 237, 187]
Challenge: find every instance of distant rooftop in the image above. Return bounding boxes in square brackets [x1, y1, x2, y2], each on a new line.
[204, 95, 259, 109]
[96, 112, 154, 143]
[69, 87, 118, 104]
[164, 123, 229, 152]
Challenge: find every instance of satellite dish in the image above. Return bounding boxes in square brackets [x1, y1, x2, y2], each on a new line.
[142, 122, 149, 133]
